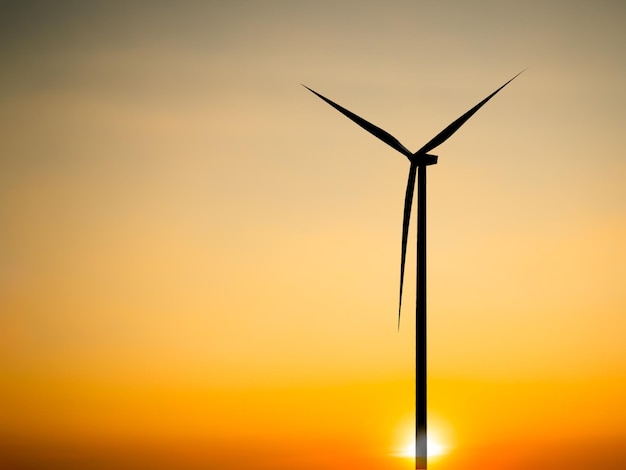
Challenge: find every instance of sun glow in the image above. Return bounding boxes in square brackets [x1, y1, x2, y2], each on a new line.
[395, 433, 448, 460]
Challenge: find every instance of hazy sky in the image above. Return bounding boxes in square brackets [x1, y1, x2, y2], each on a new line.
[1, 1, 625, 468]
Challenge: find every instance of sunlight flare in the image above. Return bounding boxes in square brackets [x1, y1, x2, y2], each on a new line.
[394, 432, 448, 460]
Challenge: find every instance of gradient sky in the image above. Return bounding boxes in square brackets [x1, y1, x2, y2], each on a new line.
[1, 1, 625, 468]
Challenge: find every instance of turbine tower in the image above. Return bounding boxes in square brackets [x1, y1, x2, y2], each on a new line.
[304, 71, 522, 469]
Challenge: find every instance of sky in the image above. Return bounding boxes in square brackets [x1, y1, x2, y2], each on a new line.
[1, 0, 625, 468]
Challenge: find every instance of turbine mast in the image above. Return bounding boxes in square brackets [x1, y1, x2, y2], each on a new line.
[416, 155, 430, 469]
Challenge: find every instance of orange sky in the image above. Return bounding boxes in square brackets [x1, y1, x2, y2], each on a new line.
[1, 1, 626, 468]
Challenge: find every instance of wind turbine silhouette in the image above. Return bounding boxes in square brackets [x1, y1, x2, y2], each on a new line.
[304, 71, 522, 469]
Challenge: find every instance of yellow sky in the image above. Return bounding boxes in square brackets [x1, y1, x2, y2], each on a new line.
[1, 1, 626, 468]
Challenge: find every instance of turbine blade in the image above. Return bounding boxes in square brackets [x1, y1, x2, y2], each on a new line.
[398, 161, 417, 330]
[415, 70, 525, 155]
[302, 85, 413, 159]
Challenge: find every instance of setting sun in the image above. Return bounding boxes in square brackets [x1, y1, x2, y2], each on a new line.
[396, 432, 448, 460]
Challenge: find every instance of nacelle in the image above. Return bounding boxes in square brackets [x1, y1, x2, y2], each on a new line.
[412, 153, 438, 166]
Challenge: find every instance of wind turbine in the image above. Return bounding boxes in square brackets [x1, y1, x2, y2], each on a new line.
[304, 71, 522, 469]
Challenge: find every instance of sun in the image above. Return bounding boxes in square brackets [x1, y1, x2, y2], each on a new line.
[392, 415, 454, 463]
[395, 433, 448, 460]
